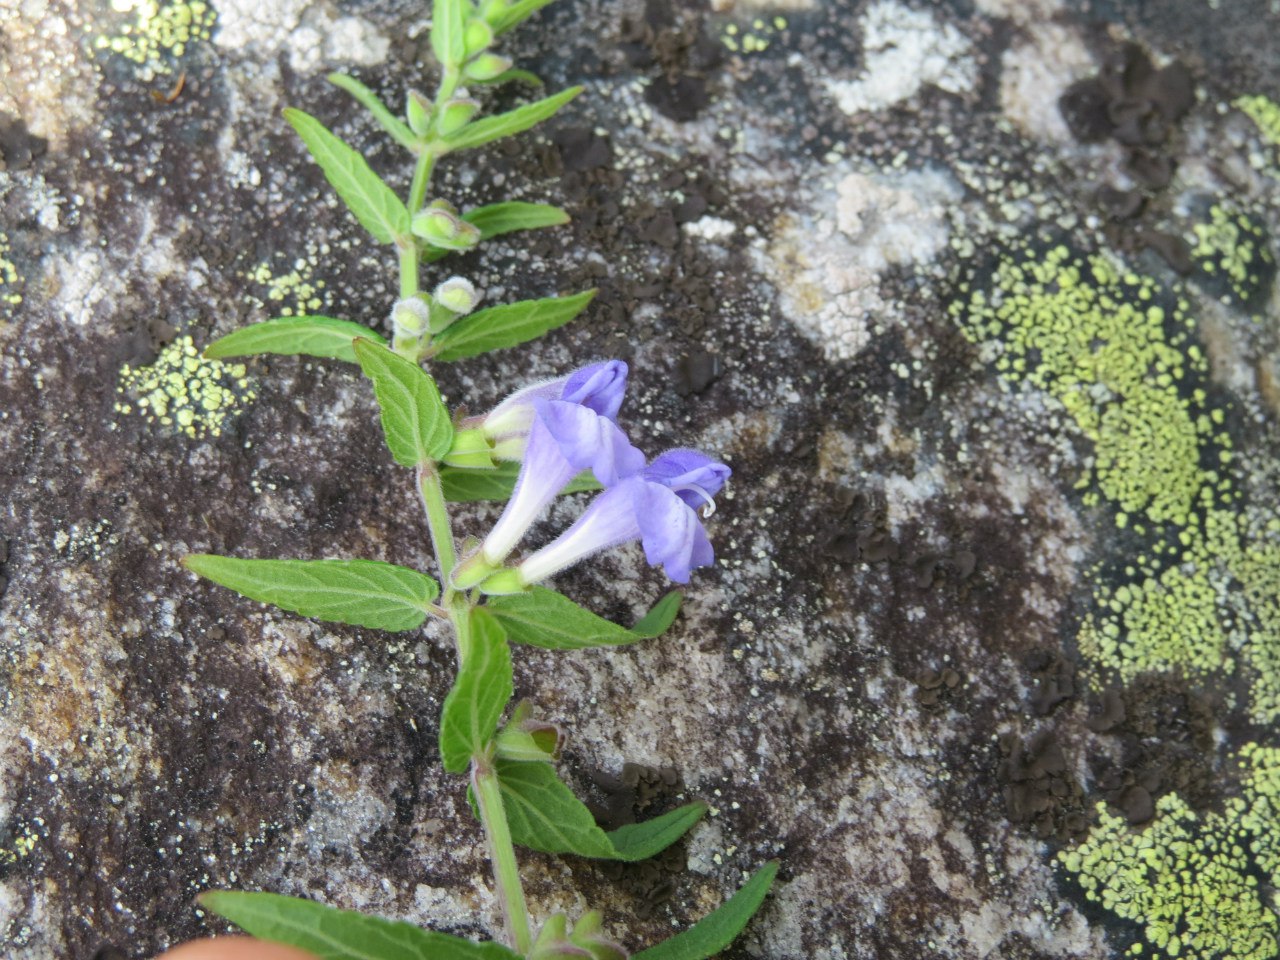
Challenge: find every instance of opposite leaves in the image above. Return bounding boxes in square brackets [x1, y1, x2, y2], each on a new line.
[201, 891, 521, 960]
[440, 87, 582, 153]
[494, 758, 706, 860]
[183, 556, 439, 632]
[486, 586, 682, 649]
[439, 608, 513, 773]
[631, 862, 779, 960]
[203, 316, 385, 364]
[430, 289, 596, 361]
[284, 108, 411, 245]
[353, 339, 454, 467]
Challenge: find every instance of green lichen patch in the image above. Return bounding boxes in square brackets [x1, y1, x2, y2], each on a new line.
[1190, 203, 1276, 310]
[1235, 94, 1280, 149]
[1059, 788, 1279, 960]
[950, 244, 1219, 529]
[0, 233, 23, 310]
[245, 257, 328, 317]
[1232, 543, 1280, 724]
[92, 0, 216, 77]
[114, 335, 255, 439]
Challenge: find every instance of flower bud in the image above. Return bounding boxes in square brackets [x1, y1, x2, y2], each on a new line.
[433, 276, 481, 316]
[391, 296, 431, 337]
[438, 98, 480, 136]
[406, 90, 432, 138]
[479, 0, 509, 25]
[412, 202, 482, 251]
[464, 52, 512, 82]
[464, 18, 494, 57]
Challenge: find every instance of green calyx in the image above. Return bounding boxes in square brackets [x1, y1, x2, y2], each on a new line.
[412, 200, 482, 251]
[494, 700, 564, 763]
[530, 912, 627, 960]
[443, 427, 497, 469]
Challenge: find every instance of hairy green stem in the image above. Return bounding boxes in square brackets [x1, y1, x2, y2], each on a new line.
[473, 762, 533, 954]
[418, 464, 458, 582]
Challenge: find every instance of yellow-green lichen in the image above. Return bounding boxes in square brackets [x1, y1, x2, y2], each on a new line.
[0, 233, 23, 309]
[951, 245, 1219, 528]
[93, 0, 215, 76]
[1232, 543, 1280, 723]
[1191, 203, 1276, 308]
[115, 335, 255, 438]
[1059, 789, 1279, 960]
[1235, 94, 1280, 148]
[720, 17, 786, 54]
[245, 258, 327, 317]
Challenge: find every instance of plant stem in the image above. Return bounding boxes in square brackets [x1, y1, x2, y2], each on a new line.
[418, 464, 457, 582]
[472, 762, 533, 955]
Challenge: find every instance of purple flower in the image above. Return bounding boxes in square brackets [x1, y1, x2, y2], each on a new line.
[480, 360, 629, 460]
[513, 449, 730, 585]
[466, 398, 646, 573]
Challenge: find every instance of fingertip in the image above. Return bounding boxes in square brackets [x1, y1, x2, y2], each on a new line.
[156, 936, 318, 960]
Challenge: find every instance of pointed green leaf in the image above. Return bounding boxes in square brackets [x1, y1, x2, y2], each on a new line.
[491, 0, 557, 34]
[471, 68, 543, 87]
[284, 108, 411, 245]
[631, 862, 779, 960]
[465, 201, 569, 236]
[183, 556, 439, 632]
[203, 316, 385, 363]
[423, 202, 569, 262]
[607, 800, 709, 861]
[494, 758, 705, 860]
[432, 0, 467, 68]
[440, 87, 582, 153]
[486, 586, 682, 649]
[439, 462, 601, 502]
[430, 290, 596, 361]
[440, 608, 514, 773]
[200, 890, 522, 960]
[327, 73, 417, 151]
[353, 339, 454, 467]
[630, 590, 684, 638]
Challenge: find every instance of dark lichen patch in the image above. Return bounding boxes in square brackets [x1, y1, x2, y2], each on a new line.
[998, 730, 1091, 843]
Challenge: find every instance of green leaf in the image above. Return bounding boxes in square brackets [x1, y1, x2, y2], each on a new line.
[432, 0, 467, 67]
[203, 316, 385, 363]
[353, 339, 454, 467]
[631, 862, 779, 960]
[491, 0, 557, 34]
[423, 201, 570, 262]
[486, 586, 683, 649]
[284, 108, 411, 245]
[327, 73, 417, 151]
[630, 590, 684, 638]
[466, 201, 569, 237]
[439, 462, 601, 502]
[439, 608, 514, 773]
[471, 68, 543, 87]
[200, 890, 522, 960]
[430, 289, 596, 361]
[440, 87, 582, 153]
[183, 556, 439, 632]
[494, 758, 706, 860]
[607, 800, 709, 861]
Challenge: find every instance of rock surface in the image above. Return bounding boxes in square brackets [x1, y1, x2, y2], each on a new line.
[2, 0, 1280, 958]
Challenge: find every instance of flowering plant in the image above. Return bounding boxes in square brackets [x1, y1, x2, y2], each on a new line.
[176, 1, 775, 957]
